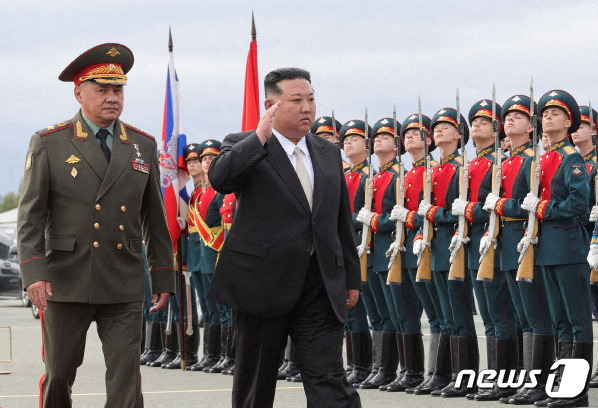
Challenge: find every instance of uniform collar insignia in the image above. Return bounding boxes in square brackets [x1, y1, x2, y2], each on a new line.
[119, 123, 128, 141]
[511, 141, 532, 156]
[380, 158, 397, 173]
[548, 140, 566, 152]
[583, 152, 595, 162]
[476, 146, 494, 159]
[440, 151, 458, 165]
[75, 120, 88, 139]
[350, 160, 367, 173]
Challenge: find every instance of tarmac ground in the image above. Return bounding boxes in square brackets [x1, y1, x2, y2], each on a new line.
[0, 298, 597, 408]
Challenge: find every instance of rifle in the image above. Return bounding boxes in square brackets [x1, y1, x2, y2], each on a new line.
[448, 89, 469, 280]
[516, 78, 539, 282]
[589, 101, 598, 285]
[478, 85, 502, 281]
[387, 104, 405, 285]
[416, 97, 433, 282]
[359, 109, 374, 282]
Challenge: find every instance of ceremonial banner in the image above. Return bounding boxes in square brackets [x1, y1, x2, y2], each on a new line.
[241, 15, 260, 131]
[159, 42, 189, 251]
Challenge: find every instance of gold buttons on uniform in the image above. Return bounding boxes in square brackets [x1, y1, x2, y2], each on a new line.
[94, 223, 100, 229]
[116, 243, 123, 250]
[119, 225, 124, 231]
[93, 241, 99, 248]
[95, 204, 101, 210]
[120, 206, 127, 212]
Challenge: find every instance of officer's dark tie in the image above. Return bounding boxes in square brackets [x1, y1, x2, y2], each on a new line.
[96, 128, 111, 162]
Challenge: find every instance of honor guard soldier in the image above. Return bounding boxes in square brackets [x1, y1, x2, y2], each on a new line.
[356, 118, 403, 390]
[387, 113, 442, 393]
[524, 90, 592, 408]
[185, 140, 227, 373]
[311, 116, 350, 172]
[218, 191, 237, 375]
[483, 95, 554, 405]
[414, 107, 479, 397]
[339, 119, 378, 385]
[17, 43, 175, 407]
[453, 99, 518, 401]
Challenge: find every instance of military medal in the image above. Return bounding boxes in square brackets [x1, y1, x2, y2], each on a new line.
[71, 167, 78, 178]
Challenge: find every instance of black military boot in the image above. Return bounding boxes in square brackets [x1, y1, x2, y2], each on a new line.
[283, 340, 301, 380]
[355, 331, 382, 387]
[150, 327, 178, 368]
[407, 332, 439, 394]
[209, 324, 229, 373]
[380, 333, 404, 391]
[360, 332, 398, 389]
[475, 337, 518, 400]
[467, 336, 496, 400]
[535, 339, 571, 407]
[440, 335, 478, 398]
[431, 335, 459, 396]
[503, 331, 533, 404]
[414, 333, 452, 394]
[387, 333, 424, 392]
[201, 324, 222, 372]
[164, 324, 201, 369]
[345, 331, 354, 374]
[346, 331, 372, 385]
[140, 321, 163, 365]
[188, 323, 209, 371]
[218, 325, 235, 375]
[547, 341, 593, 408]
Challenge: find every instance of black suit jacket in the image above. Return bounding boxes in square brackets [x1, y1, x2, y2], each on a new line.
[207, 131, 360, 323]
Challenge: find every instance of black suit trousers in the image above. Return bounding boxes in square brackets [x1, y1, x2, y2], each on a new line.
[231, 254, 361, 408]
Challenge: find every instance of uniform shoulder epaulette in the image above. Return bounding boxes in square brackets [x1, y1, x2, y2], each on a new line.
[124, 123, 155, 140]
[562, 145, 576, 155]
[37, 120, 73, 137]
[430, 160, 439, 166]
[523, 148, 534, 157]
[455, 156, 463, 164]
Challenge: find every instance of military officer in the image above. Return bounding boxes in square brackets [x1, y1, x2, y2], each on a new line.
[414, 108, 478, 397]
[452, 99, 518, 401]
[339, 119, 377, 385]
[17, 43, 175, 407]
[524, 90, 593, 408]
[387, 113, 441, 393]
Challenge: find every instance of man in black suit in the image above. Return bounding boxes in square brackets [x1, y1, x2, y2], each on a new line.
[208, 68, 362, 408]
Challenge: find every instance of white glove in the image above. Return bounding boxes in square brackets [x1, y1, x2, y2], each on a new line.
[521, 193, 541, 213]
[357, 244, 370, 258]
[516, 235, 538, 263]
[413, 238, 425, 257]
[479, 233, 493, 256]
[448, 234, 470, 264]
[417, 200, 432, 217]
[451, 198, 468, 216]
[590, 205, 598, 222]
[385, 240, 405, 258]
[390, 205, 409, 222]
[356, 207, 376, 226]
[587, 245, 598, 269]
[483, 193, 500, 212]
[177, 217, 187, 229]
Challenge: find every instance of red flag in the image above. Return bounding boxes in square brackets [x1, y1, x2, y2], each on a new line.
[241, 14, 260, 131]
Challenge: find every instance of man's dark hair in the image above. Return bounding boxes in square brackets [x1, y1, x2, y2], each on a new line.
[264, 67, 311, 98]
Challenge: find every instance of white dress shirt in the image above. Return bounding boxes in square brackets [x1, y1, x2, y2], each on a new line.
[272, 129, 315, 187]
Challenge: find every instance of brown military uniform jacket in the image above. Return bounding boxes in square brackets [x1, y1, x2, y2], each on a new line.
[17, 110, 175, 303]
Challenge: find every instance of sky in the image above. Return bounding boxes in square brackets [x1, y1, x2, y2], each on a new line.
[3, 0, 598, 196]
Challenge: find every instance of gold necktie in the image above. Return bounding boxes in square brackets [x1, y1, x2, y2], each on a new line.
[294, 146, 313, 210]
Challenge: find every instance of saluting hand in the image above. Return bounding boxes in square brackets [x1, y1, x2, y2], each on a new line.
[256, 101, 281, 145]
